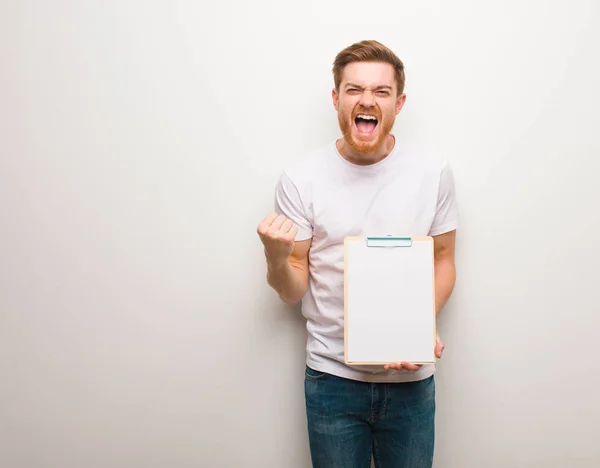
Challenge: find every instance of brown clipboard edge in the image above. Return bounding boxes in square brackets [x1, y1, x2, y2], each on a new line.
[343, 235, 437, 367]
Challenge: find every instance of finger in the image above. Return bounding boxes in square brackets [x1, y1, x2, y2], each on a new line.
[279, 219, 294, 234]
[264, 212, 278, 225]
[283, 225, 298, 242]
[257, 212, 278, 236]
[384, 363, 403, 370]
[435, 334, 445, 358]
[401, 362, 422, 371]
[268, 215, 287, 234]
[435, 341, 445, 359]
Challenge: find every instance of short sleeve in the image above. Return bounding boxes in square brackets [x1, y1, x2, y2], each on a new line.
[428, 162, 459, 236]
[274, 171, 313, 241]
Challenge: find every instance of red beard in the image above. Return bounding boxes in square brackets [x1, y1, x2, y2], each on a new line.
[338, 106, 393, 154]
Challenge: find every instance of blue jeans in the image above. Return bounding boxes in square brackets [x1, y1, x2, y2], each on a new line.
[304, 366, 435, 468]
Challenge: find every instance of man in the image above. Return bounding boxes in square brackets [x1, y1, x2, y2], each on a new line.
[257, 40, 458, 468]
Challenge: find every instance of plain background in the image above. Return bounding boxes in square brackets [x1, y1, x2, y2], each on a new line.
[1, 1, 599, 467]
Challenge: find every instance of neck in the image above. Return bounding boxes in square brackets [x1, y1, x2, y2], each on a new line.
[336, 134, 396, 166]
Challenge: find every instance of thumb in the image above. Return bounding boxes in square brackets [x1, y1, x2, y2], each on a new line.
[435, 334, 445, 358]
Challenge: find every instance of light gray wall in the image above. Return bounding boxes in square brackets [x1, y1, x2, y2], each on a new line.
[1, 1, 599, 467]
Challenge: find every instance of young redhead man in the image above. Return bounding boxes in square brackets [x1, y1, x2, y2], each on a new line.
[257, 40, 458, 468]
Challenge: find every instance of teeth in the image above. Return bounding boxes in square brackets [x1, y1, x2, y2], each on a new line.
[357, 114, 377, 120]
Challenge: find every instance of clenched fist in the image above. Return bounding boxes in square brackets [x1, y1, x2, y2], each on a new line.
[257, 213, 298, 267]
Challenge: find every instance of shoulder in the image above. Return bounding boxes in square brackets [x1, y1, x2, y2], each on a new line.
[404, 149, 452, 174]
[397, 149, 455, 189]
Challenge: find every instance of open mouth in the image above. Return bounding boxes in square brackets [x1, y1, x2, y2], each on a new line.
[354, 113, 379, 134]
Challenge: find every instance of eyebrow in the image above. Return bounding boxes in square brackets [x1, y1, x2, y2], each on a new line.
[345, 83, 393, 91]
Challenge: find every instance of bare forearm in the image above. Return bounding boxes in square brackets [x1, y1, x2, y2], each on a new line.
[435, 260, 456, 315]
[267, 261, 308, 306]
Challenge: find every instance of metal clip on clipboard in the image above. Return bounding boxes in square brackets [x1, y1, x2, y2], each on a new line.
[365, 235, 412, 248]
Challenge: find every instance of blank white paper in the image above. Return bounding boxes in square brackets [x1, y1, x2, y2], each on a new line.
[345, 237, 435, 364]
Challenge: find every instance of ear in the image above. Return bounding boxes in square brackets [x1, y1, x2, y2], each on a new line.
[395, 93, 406, 115]
[332, 88, 339, 110]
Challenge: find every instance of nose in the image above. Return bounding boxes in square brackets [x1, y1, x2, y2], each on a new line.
[359, 89, 375, 108]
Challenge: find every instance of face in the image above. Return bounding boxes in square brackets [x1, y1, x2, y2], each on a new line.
[332, 61, 406, 155]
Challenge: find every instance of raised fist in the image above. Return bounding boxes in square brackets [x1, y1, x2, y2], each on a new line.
[257, 213, 299, 266]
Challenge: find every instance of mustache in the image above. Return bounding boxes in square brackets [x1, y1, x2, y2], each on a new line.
[352, 107, 381, 119]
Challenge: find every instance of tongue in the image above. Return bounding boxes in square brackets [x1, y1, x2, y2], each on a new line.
[357, 120, 377, 133]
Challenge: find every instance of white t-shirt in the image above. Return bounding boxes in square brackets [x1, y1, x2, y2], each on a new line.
[274, 139, 459, 383]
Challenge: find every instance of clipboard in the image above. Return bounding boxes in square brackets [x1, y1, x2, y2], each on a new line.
[343, 235, 436, 366]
